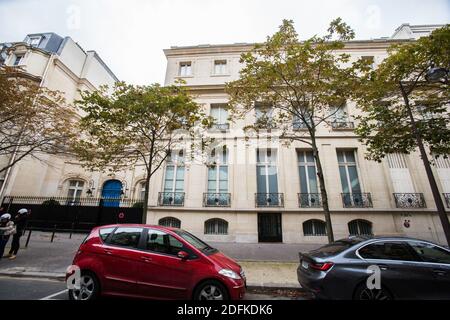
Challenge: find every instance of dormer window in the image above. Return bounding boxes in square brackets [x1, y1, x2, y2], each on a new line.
[13, 54, 24, 66]
[28, 36, 42, 46]
[179, 61, 192, 77]
[214, 60, 227, 75]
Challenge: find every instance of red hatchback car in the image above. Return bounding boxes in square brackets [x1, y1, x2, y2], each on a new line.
[66, 224, 246, 300]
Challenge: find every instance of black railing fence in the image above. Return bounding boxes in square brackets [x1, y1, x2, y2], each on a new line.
[1, 195, 143, 232]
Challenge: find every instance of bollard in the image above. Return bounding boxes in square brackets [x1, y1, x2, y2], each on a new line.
[51, 224, 56, 242]
[69, 222, 75, 239]
[25, 229, 32, 247]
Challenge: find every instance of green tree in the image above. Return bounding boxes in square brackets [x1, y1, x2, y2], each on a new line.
[74, 82, 209, 223]
[354, 25, 450, 245]
[226, 19, 370, 243]
[0, 66, 76, 175]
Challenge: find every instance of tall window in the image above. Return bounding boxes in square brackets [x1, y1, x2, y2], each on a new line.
[256, 149, 279, 205]
[206, 146, 229, 205]
[255, 102, 274, 127]
[138, 182, 146, 200]
[67, 180, 84, 204]
[387, 153, 415, 193]
[297, 151, 320, 207]
[303, 219, 327, 236]
[214, 60, 227, 75]
[337, 150, 362, 207]
[330, 103, 353, 129]
[179, 61, 192, 76]
[210, 104, 229, 130]
[204, 218, 228, 235]
[435, 155, 450, 194]
[162, 150, 185, 205]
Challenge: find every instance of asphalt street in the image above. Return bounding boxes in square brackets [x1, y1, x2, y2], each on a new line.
[0, 276, 305, 300]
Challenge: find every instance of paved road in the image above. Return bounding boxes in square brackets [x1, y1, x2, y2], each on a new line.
[0, 276, 304, 300]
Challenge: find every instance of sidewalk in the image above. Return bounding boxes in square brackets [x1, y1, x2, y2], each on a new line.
[0, 231, 322, 288]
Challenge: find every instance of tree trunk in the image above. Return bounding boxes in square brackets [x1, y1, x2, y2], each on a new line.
[141, 136, 155, 224]
[311, 134, 335, 243]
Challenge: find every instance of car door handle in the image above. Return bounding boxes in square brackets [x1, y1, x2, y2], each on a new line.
[433, 269, 446, 276]
[378, 264, 389, 271]
[140, 256, 152, 262]
[103, 249, 113, 255]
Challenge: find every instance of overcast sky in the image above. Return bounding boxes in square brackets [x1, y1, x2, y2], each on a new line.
[0, 0, 449, 85]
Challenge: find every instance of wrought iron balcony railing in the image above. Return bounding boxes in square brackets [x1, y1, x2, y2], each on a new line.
[393, 193, 426, 208]
[444, 193, 450, 208]
[331, 121, 355, 130]
[203, 193, 231, 207]
[298, 193, 322, 208]
[1, 195, 140, 208]
[158, 192, 185, 206]
[210, 123, 230, 131]
[341, 193, 373, 208]
[255, 193, 284, 207]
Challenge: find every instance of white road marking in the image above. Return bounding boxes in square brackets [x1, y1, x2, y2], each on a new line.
[40, 289, 68, 300]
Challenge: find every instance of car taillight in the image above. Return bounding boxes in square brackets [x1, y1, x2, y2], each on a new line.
[310, 262, 334, 271]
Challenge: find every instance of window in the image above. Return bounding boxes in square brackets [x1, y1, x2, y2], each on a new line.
[337, 150, 361, 195]
[13, 54, 23, 66]
[330, 103, 353, 129]
[179, 61, 192, 76]
[67, 180, 84, 204]
[358, 242, 417, 261]
[99, 227, 115, 242]
[158, 217, 181, 229]
[297, 151, 319, 206]
[137, 182, 146, 200]
[146, 229, 184, 256]
[303, 219, 327, 236]
[207, 146, 228, 204]
[256, 149, 279, 205]
[255, 102, 274, 127]
[435, 155, 450, 195]
[348, 219, 372, 236]
[108, 227, 143, 248]
[214, 60, 227, 74]
[210, 104, 229, 129]
[162, 150, 185, 205]
[387, 153, 415, 193]
[408, 241, 450, 264]
[361, 56, 375, 68]
[205, 218, 228, 235]
[28, 36, 41, 46]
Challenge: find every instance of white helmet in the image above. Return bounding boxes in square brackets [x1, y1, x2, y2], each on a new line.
[0, 213, 11, 220]
[18, 208, 28, 215]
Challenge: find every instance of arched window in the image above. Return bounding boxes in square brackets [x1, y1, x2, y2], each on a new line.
[66, 179, 85, 205]
[303, 219, 327, 236]
[348, 219, 373, 236]
[204, 218, 228, 235]
[159, 217, 181, 229]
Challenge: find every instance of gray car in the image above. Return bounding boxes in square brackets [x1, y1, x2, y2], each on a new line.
[297, 236, 450, 300]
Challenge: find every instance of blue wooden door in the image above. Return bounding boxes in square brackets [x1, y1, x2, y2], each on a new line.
[101, 180, 122, 207]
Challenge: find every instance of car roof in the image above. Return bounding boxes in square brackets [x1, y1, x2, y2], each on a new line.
[96, 223, 180, 233]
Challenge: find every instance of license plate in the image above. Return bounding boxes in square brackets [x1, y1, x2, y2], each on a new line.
[302, 260, 309, 269]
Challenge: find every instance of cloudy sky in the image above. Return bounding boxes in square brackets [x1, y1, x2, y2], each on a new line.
[0, 0, 449, 85]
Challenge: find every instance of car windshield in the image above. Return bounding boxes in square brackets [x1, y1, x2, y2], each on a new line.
[310, 239, 361, 257]
[174, 230, 216, 253]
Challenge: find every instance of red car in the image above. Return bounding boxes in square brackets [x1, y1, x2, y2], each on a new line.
[66, 224, 246, 300]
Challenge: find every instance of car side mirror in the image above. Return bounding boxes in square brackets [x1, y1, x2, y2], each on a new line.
[177, 250, 189, 260]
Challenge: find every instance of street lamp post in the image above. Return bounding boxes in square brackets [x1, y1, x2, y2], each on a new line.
[398, 67, 450, 247]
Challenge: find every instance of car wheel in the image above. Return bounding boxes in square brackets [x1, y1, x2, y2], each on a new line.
[194, 280, 229, 301]
[354, 283, 393, 300]
[68, 271, 100, 300]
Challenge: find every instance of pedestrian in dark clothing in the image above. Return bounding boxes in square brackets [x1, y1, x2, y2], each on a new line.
[7, 208, 29, 260]
[0, 213, 15, 260]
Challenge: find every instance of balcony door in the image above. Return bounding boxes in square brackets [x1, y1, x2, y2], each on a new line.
[162, 150, 185, 205]
[206, 146, 229, 206]
[256, 149, 278, 205]
[297, 151, 320, 207]
[387, 153, 415, 193]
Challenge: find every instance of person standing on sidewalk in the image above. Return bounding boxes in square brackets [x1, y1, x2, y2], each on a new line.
[0, 213, 16, 261]
[6, 208, 29, 260]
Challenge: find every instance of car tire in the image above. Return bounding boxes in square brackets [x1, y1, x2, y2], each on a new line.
[353, 283, 393, 300]
[193, 280, 229, 300]
[68, 271, 100, 300]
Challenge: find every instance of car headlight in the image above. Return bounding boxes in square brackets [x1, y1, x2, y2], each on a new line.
[218, 269, 241, 280]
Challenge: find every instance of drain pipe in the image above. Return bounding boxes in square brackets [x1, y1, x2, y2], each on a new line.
[0, 52, 55, 204]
